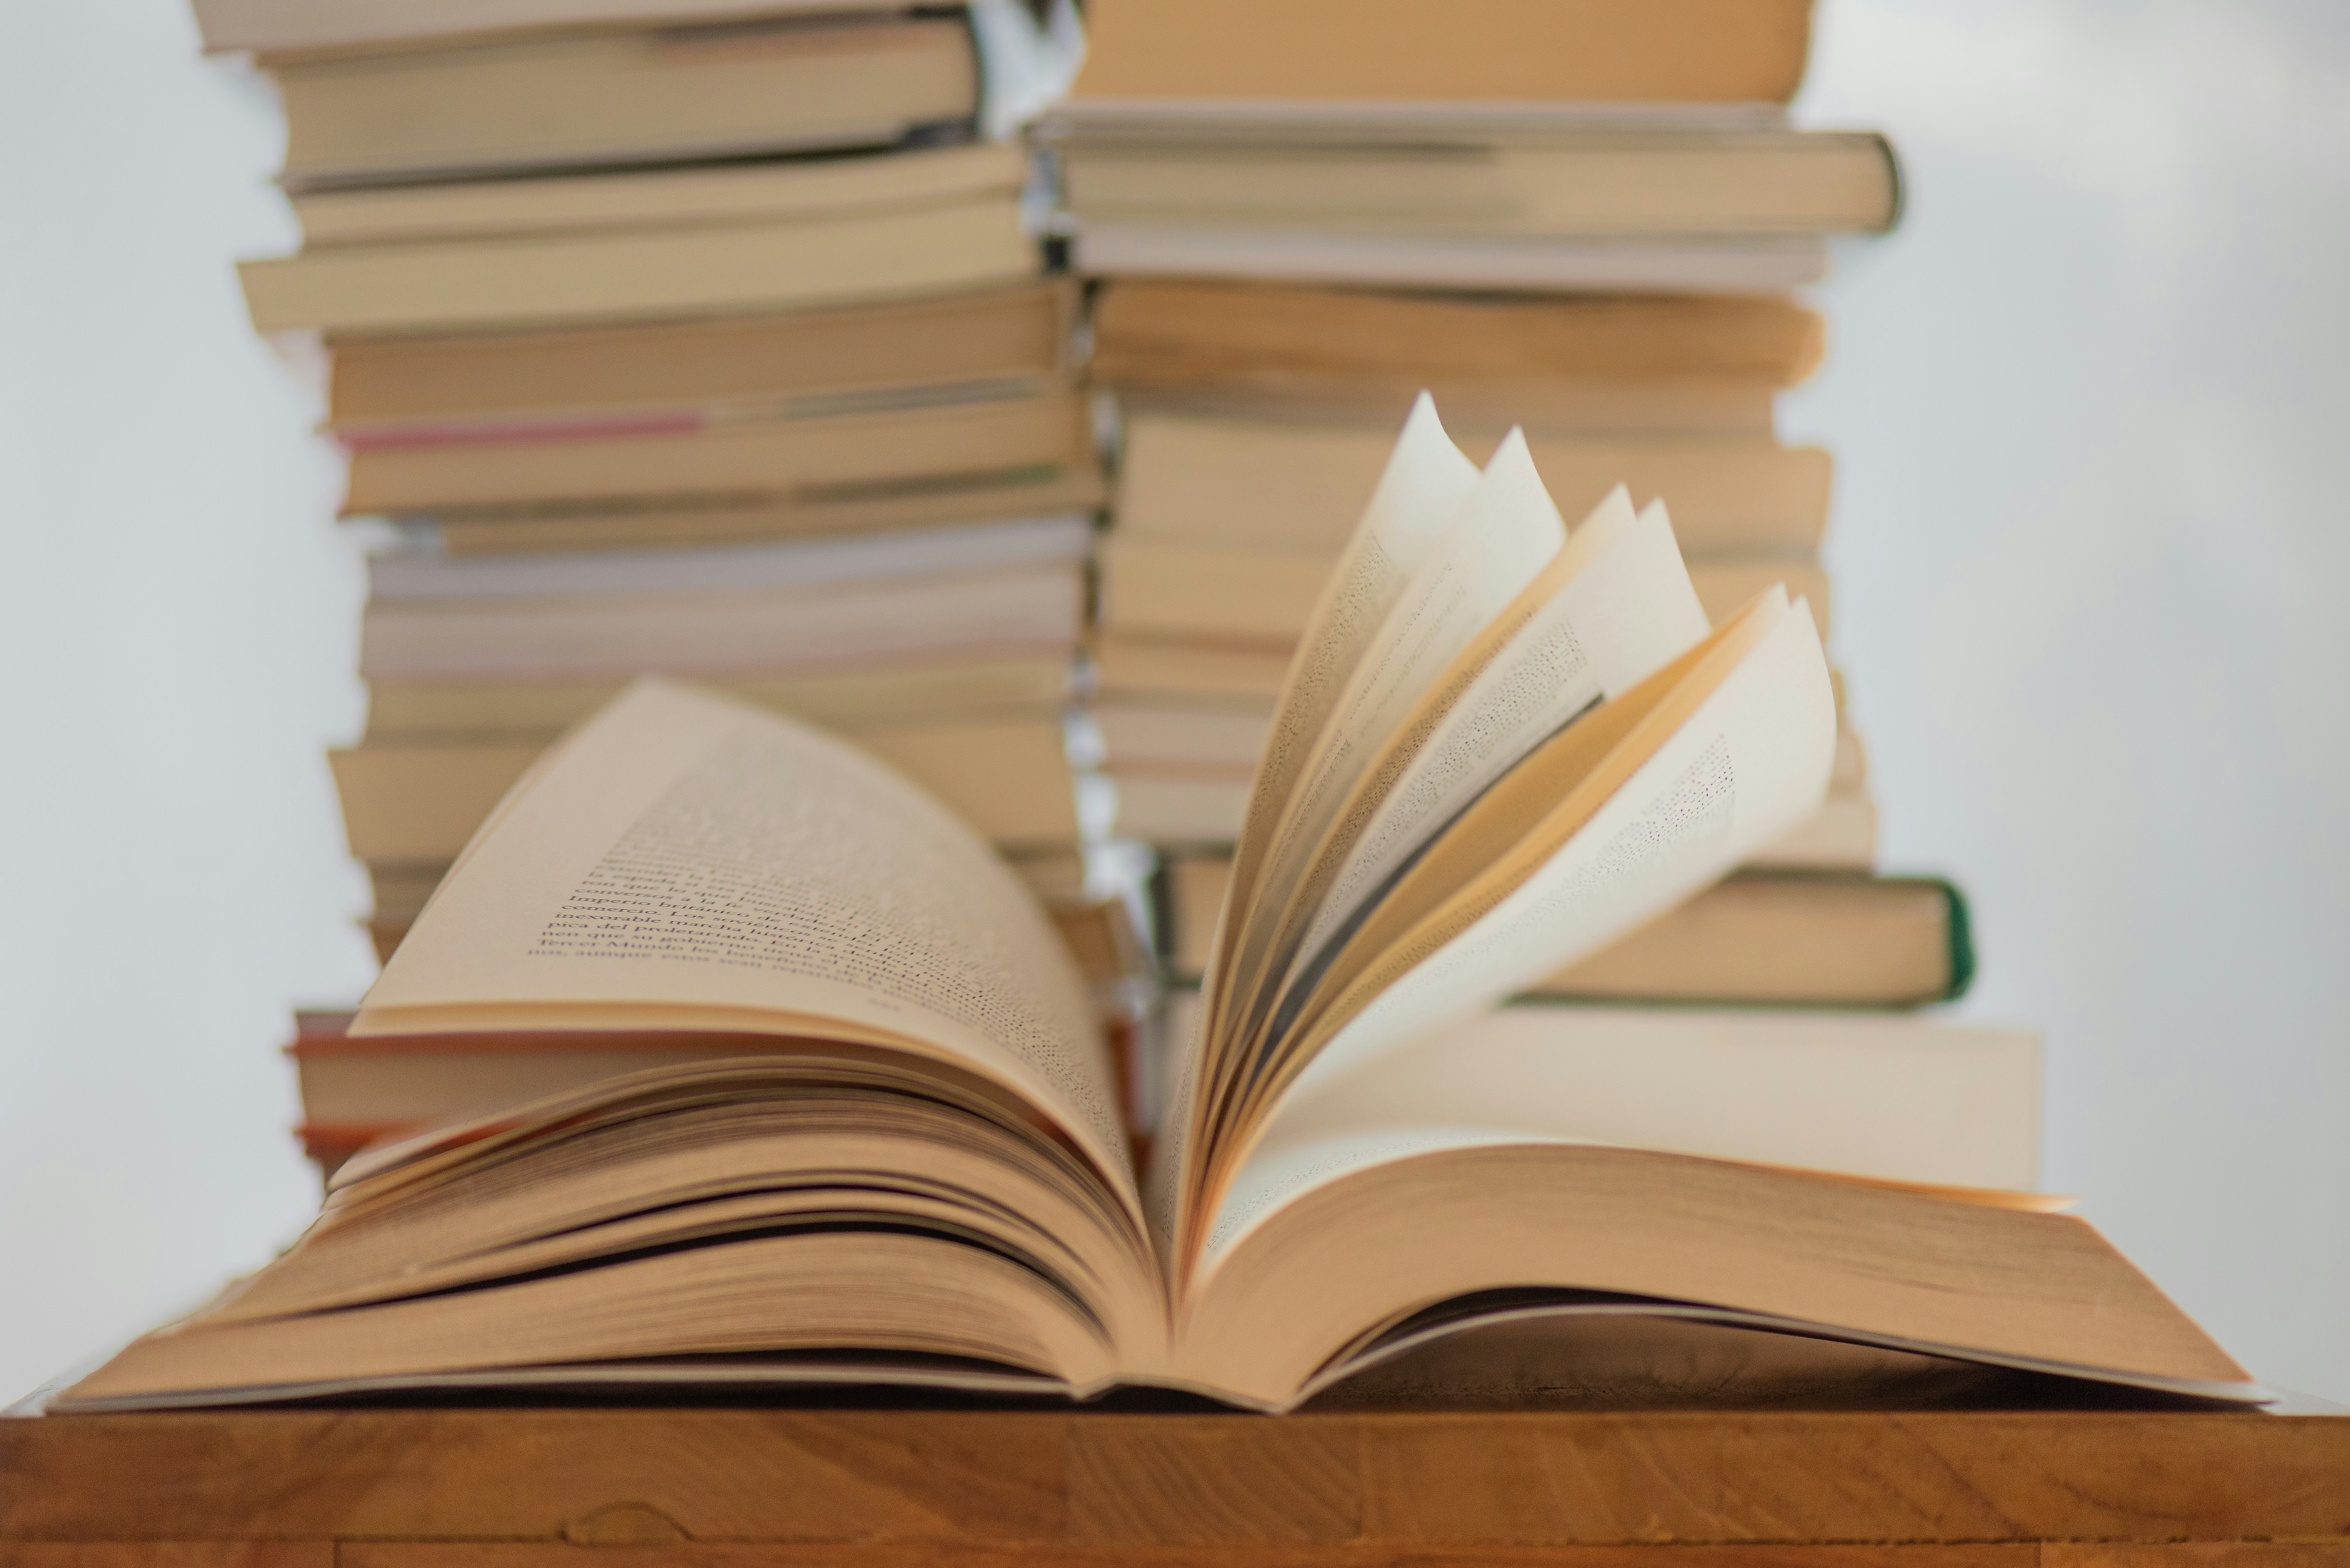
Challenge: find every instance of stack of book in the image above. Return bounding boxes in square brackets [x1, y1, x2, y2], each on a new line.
[1040, 0, 1966, 1034]
[198, 0, 1137, 1172]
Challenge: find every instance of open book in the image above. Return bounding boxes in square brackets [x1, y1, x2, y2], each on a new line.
[60, 398, 2255, 1411]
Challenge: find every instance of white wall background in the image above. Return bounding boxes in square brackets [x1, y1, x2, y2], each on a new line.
[1786, 0, 2350, 1404]
[0, 0, 2343, 1404]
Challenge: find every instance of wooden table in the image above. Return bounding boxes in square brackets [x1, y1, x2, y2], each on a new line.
[6, 1392, 2348, 1566]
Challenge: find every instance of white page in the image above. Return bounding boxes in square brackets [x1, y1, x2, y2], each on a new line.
[1286, 499, 1711, 986]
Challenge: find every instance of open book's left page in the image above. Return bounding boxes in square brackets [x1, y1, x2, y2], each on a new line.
[355, 678, 1135, 1211]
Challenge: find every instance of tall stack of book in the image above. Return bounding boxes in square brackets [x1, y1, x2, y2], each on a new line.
[1039, 0, 1973, 1105]
[197, 0, 1141, 1171]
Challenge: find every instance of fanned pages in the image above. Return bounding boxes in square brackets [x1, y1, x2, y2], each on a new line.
[1284, 494, 1711, 1007]
[59, 398, 2263, 1415]
[1169, 391, 1477, 1234]
[1220, 432, 1567, 1069]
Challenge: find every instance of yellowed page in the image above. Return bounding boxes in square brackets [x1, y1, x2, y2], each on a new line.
[1285, 497, 1713, 987]
[353, 679, 1135, 1212]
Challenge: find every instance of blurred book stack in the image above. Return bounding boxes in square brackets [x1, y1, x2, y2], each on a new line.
[199, 0, 1146, 1171]
[1038, 0, 1978, 1074]
[207, 0, 2005, 1179]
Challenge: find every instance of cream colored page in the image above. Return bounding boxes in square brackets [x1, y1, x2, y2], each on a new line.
[1280, 596, 1837, 1115]
[1550, 501, 1711, 699]
[1286, 499, 1712, 980]
[1214, 394, 1479, 929]
[1206, 1008, 2043, 1252]
[1142, 988, 1208, 1247]
[1242, 431, 1567, 976]
[354, 679, 1134, 1207]
[1180, 395, 1475, 1218]
[1244, 482, 1636, 1031]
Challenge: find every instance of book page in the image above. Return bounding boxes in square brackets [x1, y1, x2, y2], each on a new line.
[1177, 1139, 2251, 1412]
[1189, 591, 1833, 1213]
[1222, 486, 1651, 1018]
[1200, 396, 1475, 990]
[1209, 1008, 2047, 1255]
[1201, 600, 1778, 1170]
[1221, 476, 1641, 1081]
[353, 679, 1136, 1211]
[1275, 599, 1837, 1124]
[1280, 498, 1711, 1012]
[1213, 396, 1474, 844]
[1222, 431, 1568, 1039]
[1142, 987, 1205, 1249]
[1178, 394, 1476, 1238]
